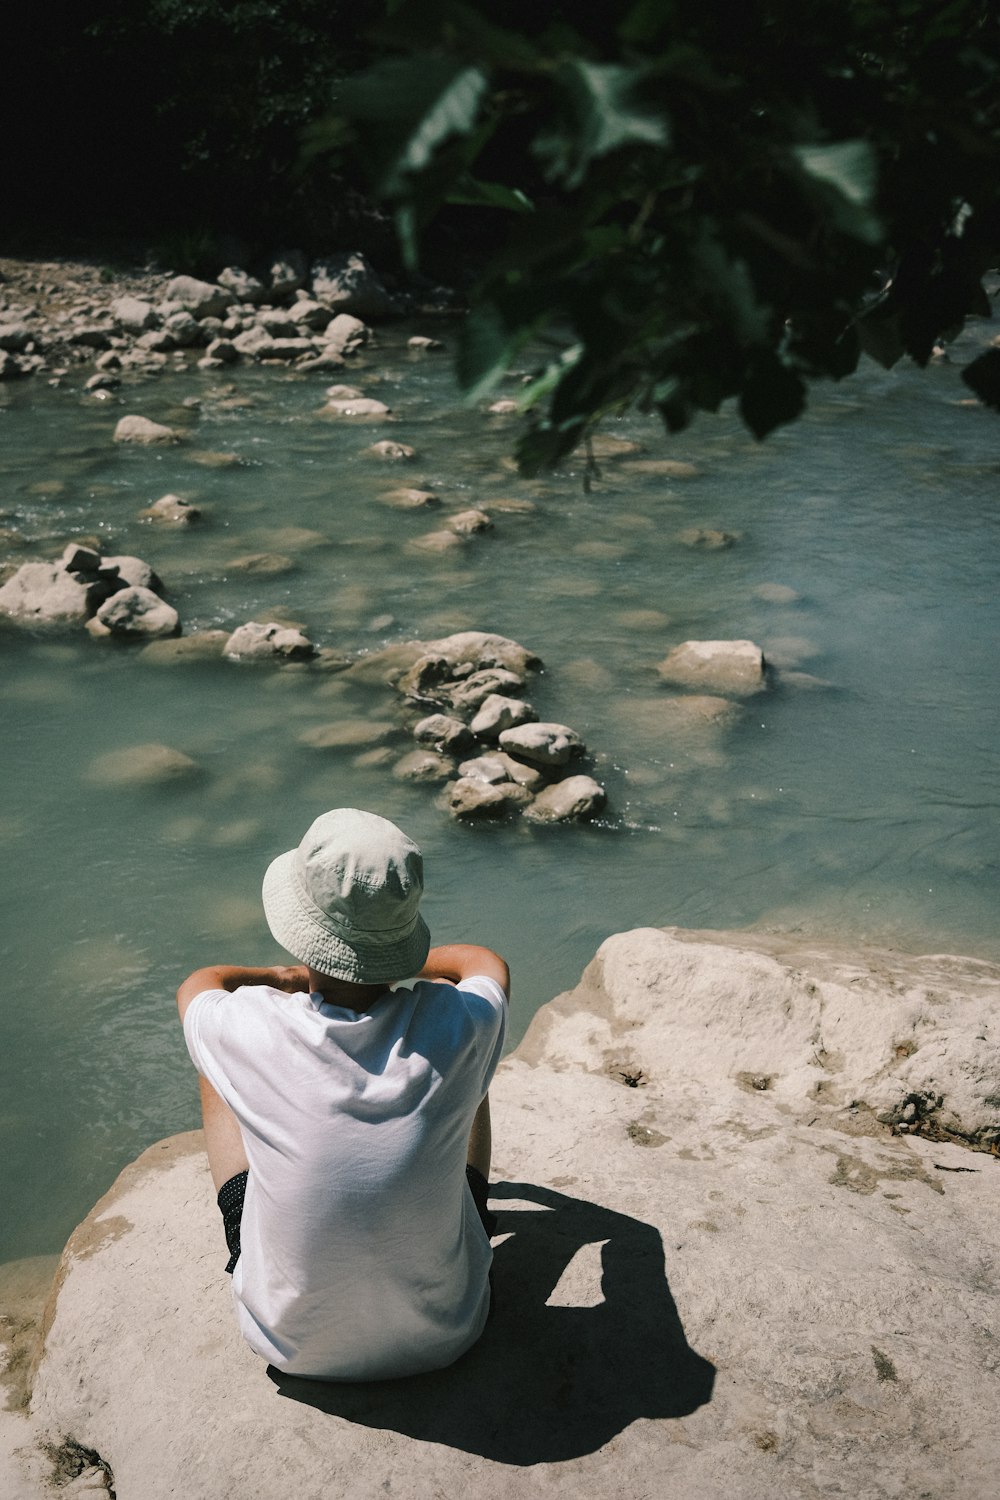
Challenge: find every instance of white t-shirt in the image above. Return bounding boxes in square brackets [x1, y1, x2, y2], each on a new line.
[183, 975, 507, 1380]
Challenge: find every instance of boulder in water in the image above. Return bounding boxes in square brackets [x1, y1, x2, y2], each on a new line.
[498, 722, 584, 767]
[656, 639, 765, 696]
[114, 415, 178, 445]
[85, 743, 202, 788]
[524, 775, 606, 823]
[90, 586, 179, 640]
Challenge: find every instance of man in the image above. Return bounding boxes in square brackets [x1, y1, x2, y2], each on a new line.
[177, 807, 509, 1381]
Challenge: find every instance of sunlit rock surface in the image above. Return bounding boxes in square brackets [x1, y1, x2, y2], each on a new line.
[13, 930, 998, 1500]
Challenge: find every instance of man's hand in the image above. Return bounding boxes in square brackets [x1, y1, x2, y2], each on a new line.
[418, 944, 510, 1000]
[177, 963, 310, 1021]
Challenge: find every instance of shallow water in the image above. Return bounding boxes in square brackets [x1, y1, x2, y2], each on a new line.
[1, 325, 998, 1263]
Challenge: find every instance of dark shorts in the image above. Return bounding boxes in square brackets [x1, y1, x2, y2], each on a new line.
[217, 1164, 497, 1275]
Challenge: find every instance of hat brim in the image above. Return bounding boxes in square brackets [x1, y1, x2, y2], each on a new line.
[262, 849, 431, 984]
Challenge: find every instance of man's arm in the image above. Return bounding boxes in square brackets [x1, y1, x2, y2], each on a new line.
[176, 964, 310, 1022]
[417, 944, 510, 1001]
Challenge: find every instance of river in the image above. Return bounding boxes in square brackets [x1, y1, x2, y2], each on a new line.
[1, 322, 997, 1265]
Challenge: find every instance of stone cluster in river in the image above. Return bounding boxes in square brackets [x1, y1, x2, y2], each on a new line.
[0, 250, 445, 384]
[0, 543, 178, 637]
[344, 631, 607, 824]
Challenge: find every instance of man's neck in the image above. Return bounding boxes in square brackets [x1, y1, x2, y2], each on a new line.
[307, 967, 386, 1012]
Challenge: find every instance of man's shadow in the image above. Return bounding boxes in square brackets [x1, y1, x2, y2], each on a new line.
[268, 1181, 715, 1464]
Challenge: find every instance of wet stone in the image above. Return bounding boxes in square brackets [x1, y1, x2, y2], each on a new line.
[393, 750, 455, 783]
[140, 494, 201, 525]
[676, 527, 739, 550]
[448, 509, 493, 536]
[91, 586, 179, 639]
[226, 553, 296, 577]
[412, 714, 474, 755]
[447, 777, 532, 819]
[0, 561, 101, 625]
[366, 440, 416, 461]
[114, 414, 178, 445]
[299, 720, 398, 750]
[469, 694, 538, 740]
[376, 488, 441, 510]
[140, 631, 230, 664]
[657, 639, 765, 696]
[458, 751, 545, 790]
[449, 669, 525, 713]
[498, 722, 585, 767]
[100, 555, 160, 591]
[409, 530, 465, 554]
[224, 621, 315, 662]
[524, 775, 606, 823]
[85, 742, 202, 788]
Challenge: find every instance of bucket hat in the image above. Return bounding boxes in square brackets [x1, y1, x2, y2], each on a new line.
[262, 808, 430, 984]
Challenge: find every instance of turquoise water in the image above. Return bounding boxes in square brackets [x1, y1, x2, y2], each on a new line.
[1, 325, 998, 1264]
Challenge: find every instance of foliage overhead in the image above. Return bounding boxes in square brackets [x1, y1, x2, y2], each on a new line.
[314, 0, 1000, 470]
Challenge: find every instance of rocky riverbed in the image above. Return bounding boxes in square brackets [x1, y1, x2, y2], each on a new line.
[0, 250, 447, 386]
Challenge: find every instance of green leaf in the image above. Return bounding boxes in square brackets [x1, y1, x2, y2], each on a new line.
[516, 417, 586, 475]
[399, 66, 488, 176]
[961, 349, 1000, 411]
[446, 175, 534, 213]
[857, 305, 905, 369]
[537, 60, 669, 187]
[337, 56, 487, 196]
[517, 344, 583, 410]
[739, 354, 806, 440]
[457, 300, 534, 402]
[791, 139, 882, 245]
[793, 140, 877, 207]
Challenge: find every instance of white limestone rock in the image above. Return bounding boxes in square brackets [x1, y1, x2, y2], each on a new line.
[322, 396, 391, 417]
[321, 314, 369, 355]
[269, 250, 308, 298]
[448, 509, 493, 535]
[288, 299, 332, 331]
[114, 415, 178, 445]
[450, 671, 526, 713]
[20, 932, 1000, 1500]
[0, 561, 98, 624]
[0, 322, 32, 352]
[224, 621, 315, 662]
[498, 722, 584, 766]
[311, 252, 401, 320]
[232, 326, 277, 359]
[469, 694, 538, 739]
[657, 639, 766, 696]
[366, 440, 416, 462]
[218, 266, 266, 304]
[91, 586, 179, 639]
[139, 494, 200, 524]
[258, 337, 317, 361]
[447, 776, 531, 819]
[458, 751, 545, 790]
[110, 296, 159, 333]
[412, 714, 474, 755]
[163, 276, 234, 320]
[524, 775, 606, 823]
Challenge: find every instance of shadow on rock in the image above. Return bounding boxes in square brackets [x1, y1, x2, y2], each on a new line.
[268, 1180, 715, 1463]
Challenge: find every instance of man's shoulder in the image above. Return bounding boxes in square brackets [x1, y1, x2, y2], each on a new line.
[408, 974, 506, 1012]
